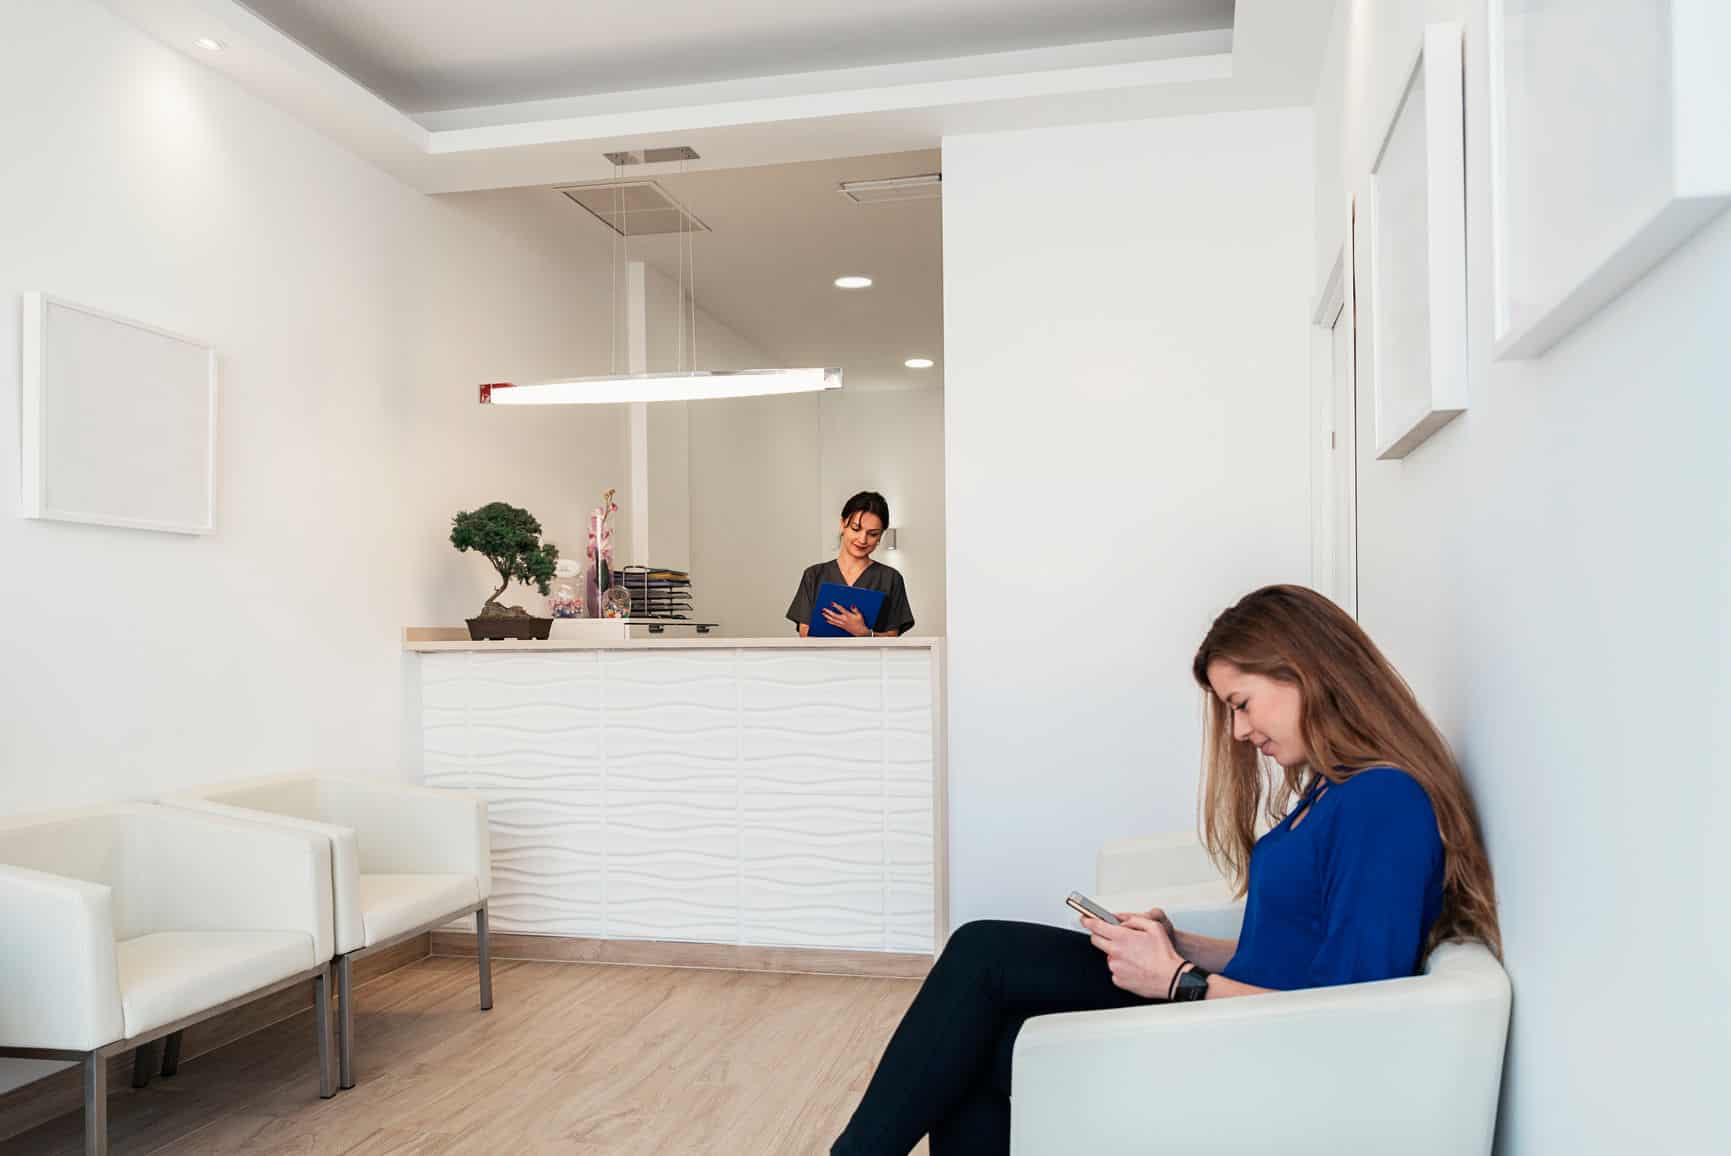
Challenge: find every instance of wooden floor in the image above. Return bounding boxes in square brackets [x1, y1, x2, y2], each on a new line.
[8, 956, 930, 1154]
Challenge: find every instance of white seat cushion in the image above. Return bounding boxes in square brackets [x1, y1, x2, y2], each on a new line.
[357, 873, 478, 947]
[117, 931, 315, 1038]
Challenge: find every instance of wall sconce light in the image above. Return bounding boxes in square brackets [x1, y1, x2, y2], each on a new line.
[883, 528, 898, 551]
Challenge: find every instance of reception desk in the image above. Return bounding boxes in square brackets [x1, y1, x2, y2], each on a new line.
[403, 631, 945, 966]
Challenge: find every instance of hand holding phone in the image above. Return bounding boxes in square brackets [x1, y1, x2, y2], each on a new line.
[1065, 890, 1121, 925]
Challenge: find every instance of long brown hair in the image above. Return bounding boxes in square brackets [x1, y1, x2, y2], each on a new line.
[1191, 584, 1500, 957]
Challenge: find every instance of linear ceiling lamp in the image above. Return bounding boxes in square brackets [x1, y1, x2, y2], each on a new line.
[480, 367, 841, 406]
[478, 146, 844, 408]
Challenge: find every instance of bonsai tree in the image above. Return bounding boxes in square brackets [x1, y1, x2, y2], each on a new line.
[450, 502, 559, 619]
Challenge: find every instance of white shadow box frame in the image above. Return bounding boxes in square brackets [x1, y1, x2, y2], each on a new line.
[1489, 0, 1731, 359]
[1358, 22, 1468, 461]
[20, 293, 218, 534]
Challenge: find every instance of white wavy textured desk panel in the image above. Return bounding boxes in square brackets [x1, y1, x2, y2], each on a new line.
[418, 647, 938, 952]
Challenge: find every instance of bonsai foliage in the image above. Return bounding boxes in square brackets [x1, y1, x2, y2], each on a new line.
[450, 502, 559, 617]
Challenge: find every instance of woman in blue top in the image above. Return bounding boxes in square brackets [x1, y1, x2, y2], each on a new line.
[831, 584, 1501, 1156]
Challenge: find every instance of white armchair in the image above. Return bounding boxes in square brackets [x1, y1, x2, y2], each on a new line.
[163, 774, 493, 1090]
[0, 804, 336, 1156]
[1010, 836, 1511, 1155]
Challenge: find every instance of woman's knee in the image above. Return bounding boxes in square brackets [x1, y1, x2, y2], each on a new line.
[940, 919, 1026, 966]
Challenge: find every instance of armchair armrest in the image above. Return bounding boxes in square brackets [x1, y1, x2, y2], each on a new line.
[122, 806, 334, 963]
[1011, 943, 1509, 1156]
[162, 798, 363, 953]
[0, 866, 125, 1050]
[316, 779, 490, 896]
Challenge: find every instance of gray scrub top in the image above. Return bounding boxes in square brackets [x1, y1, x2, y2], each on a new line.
[786, 560, 915, 636]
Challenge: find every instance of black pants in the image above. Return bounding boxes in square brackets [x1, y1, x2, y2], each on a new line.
[831, 919, 1161, 1156]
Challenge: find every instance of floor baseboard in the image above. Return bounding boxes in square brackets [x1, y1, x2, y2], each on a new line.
[430, 929, 933, 979]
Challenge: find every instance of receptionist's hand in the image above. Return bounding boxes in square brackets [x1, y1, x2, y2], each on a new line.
[821, 602, 871, 637]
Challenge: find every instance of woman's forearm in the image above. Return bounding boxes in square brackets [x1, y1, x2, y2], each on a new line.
[1171, 933, 1274, 999]
[1172, 931, 1238, 973]
[1200, 972, 1271, 999]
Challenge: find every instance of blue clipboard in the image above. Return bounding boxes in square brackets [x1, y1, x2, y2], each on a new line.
[808, 582, 887, 638]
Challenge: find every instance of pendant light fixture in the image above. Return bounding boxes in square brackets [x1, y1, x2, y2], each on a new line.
[479, 148, 842, 407]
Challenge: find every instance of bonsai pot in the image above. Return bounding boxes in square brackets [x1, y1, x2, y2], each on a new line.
[465, 616, 553, 641]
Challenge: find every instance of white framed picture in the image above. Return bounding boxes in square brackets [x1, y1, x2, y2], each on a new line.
[1358, 22, 1468, 462]
[20, 293, 218, 535]
[1488, 0, 1731, 359]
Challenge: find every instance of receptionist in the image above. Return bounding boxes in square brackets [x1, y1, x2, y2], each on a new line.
[786, 491, 915, 638]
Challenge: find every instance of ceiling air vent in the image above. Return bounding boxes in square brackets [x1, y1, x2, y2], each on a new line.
[555, 180, 710, 237]
[601, 146, 700, 167]
[837, 173, 941, 205]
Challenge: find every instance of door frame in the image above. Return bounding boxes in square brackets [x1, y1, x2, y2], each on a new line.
[1309, 235, 1358, 618]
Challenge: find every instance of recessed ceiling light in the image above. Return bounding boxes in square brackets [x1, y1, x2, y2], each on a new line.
[833, 276, 873, 290]
[194, 37, 225, 52]
[904, 358, 934, 369]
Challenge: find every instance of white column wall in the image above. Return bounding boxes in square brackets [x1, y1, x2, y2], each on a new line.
[941, 109, 1315, 927]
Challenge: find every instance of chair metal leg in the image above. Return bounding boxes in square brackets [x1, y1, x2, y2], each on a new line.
[160, 1030, 183, 1077]
[130, 1040, 161, 1089]
[313, 967, 336, 1099]
[84, 1052, 107, 1156]
[337, 954, 355, 1090]
[476, 903, 494, 1011]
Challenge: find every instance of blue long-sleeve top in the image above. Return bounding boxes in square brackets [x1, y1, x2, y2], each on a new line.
[1222, 766, 1444, 991]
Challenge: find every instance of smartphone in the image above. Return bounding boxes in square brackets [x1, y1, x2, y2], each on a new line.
[1065, 890, 1121, 925]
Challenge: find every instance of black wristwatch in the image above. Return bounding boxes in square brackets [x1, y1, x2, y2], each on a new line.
[1172, 963, 1212, 1002]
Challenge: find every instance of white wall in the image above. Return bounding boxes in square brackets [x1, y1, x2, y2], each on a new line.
[0, 0, 641, 1092]
[941, 109, 1315, 926]
[1315, 4, 1731, 1152]
[688, 391, 823, 636]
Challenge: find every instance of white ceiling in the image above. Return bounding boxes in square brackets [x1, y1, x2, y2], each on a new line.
[105, 0, 1332, 194]
[555, 150, 944, 392]
[241, 0, 1235, 113]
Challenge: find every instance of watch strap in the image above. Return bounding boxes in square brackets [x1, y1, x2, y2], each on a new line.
[1172, 963, 1212, 1002]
